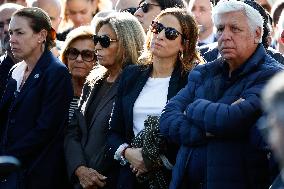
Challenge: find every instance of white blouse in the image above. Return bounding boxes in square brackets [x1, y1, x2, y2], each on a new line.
[133, 76, 171, 136]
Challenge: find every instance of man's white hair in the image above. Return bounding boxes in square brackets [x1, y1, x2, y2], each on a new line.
[212, 0, 264, 43]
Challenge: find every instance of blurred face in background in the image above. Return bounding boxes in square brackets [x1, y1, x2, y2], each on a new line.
[32, 0, 62, 32]
[0, 7, 17, 51]
[189, 0, 213, 35]
[115, 0, 140, 13]
[66, 0, 94, 28]
[3, 0, 27, 6]
[66, 38, 95, 78]
[134, 0, 162, 32]
[267, 114, 284, 168]
[95, 24, 120, 70]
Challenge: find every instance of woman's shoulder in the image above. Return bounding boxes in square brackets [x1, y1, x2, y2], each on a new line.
[121, 64, 150, 78]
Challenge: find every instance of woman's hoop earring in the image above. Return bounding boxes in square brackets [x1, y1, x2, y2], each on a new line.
[179, 51, 184, 60]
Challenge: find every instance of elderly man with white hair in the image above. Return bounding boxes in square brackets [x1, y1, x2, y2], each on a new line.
[160, 0, 284, 188]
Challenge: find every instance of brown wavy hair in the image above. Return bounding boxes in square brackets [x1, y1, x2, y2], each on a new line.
[139, 8, 204, 74]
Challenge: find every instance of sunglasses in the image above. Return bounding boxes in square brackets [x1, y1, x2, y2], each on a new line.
[120, 7, 137, 15]
[66, 48, 96, 62]
[137, 2, 160, 13]
[150, 21, 183, 40]
[93, 35, 118, 48]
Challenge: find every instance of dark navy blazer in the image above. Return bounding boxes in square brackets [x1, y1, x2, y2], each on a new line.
[107, 63, 189, 189]
[0, 50, 73, 189]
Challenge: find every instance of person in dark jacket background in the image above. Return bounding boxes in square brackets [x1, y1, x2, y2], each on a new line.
[108, 8, 204, 189]
[160, 1, 284, 189]
[0, 7, 73, 189]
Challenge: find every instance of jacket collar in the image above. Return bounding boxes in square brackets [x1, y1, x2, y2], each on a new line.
[221, 44, 266, 79]
[11, 50, 53, 107]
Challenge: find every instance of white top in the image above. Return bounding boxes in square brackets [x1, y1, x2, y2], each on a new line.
[11, 61, 27, 92]
[132, 76, 171, 136]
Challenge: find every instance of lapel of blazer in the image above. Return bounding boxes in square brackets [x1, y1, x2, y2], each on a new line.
[83, 76, 104, 115]
[124, 65, 152, 136]
[77, 109, 89, 145]
[89, 79, 119, 129]
[10, 51, 50, 109]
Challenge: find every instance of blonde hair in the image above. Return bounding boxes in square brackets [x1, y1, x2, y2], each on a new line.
[60, 26, 95, 65]
[95, 12, 146, 68]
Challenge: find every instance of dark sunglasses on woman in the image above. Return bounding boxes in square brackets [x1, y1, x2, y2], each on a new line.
[120, 7, 137, 15]
[66, 48, 96, 62]
[150, 21, 183, 40]
[137, 2, 160, 13]
[93, 35, 118, 48]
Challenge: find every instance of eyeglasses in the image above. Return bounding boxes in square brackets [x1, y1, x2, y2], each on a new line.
[137, 2, 160, 13]
[150, 21, 183, 40]
[66, 48, 96, 62]
[93, 35, 118, 48]
[120, 7, 137, 15]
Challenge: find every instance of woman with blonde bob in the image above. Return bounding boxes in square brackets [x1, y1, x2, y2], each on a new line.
[108, 8, 204, 189]
[64, 12, 145, 189]
[61, 26, 96, 121]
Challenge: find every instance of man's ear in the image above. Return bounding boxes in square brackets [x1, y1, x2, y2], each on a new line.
[254, 26, 262, 44]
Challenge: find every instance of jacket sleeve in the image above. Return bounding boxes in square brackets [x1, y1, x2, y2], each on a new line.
[64, 110, 87, 182]
[107, 69, 129, 157]
[64, 82, 93, 181]
[160, 69, 206, 146]
[6, 67, 73, 158]
[185, 68, 279, 137]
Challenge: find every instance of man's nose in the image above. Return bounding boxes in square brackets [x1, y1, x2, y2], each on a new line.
[218, 29, 231, 41]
